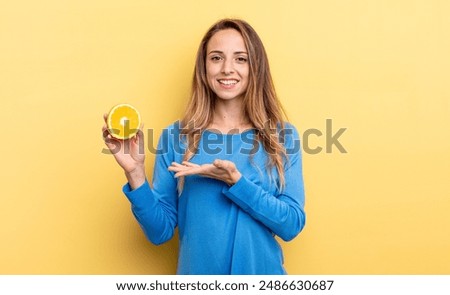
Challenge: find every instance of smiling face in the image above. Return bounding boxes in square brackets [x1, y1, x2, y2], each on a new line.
[205, 29, 249, 102]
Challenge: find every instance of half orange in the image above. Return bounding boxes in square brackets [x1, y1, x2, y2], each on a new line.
[107, 104, 141, 140]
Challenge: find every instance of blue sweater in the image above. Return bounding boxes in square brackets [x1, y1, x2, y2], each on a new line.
[122, 121, 306, 274]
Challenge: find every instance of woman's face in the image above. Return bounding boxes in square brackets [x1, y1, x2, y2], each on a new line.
[205, 29, 249, 102]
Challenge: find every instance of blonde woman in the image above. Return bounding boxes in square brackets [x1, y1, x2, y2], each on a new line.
[103, 19, 306, 274]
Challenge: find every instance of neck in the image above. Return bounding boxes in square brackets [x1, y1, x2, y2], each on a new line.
[210, 98, 251, 133]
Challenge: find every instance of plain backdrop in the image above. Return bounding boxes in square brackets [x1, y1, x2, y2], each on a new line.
[0, 0, 449, 274]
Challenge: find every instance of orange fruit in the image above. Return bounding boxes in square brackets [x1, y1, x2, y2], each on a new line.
[107, 104, 141, 140]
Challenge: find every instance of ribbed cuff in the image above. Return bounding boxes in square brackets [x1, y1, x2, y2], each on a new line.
[122, 179, 151, 206]
[222, 176, 258, 211]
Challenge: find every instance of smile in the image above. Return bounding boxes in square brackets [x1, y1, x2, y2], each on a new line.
[218, 79, 239, 85]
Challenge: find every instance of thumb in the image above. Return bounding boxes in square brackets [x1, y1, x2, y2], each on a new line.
[213, 159, 223, 167]
[214, 159, 231, 169]
[136, 122, 144, 141]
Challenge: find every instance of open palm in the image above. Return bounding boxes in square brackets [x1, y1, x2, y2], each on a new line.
[168, 160, 241, 186]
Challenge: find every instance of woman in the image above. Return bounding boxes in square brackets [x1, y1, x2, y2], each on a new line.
[103, 18, 306, 274]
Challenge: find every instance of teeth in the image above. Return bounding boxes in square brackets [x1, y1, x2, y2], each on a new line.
[218, 79, 238, 85]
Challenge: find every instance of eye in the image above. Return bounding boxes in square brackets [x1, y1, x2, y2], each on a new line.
[210, 55, 222, 62]
[236, 56, 248, 63]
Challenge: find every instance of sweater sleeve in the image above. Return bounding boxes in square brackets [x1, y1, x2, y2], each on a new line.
[222, 125, 306, 241]
[122, 125, 179, 245]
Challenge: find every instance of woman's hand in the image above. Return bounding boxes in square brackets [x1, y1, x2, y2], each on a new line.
[168, 160, 242, 186]
[102, 114, 146, 189]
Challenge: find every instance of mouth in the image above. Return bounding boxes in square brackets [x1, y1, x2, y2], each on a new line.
[217, 79, 239, 85]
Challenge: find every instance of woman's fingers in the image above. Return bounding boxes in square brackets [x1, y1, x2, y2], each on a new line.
[170, 162, 184, 168]
[132, 128, 143, 144]
[102, 116, 121, 152]
[182, 161, 200, 167]
[169, 161, 200, 169]
[168, 162, 203, 177]
[172, 167, 198, 178]
[169, 160, 237, 184]
[102, 124, 112, 141]
[102, 114, 111, 140]
[168, 162, 186, 173]
[213, 159, 234, 171]
[167, 160, 239, 186]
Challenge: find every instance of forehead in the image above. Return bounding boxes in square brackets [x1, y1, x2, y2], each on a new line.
[206, 29, 247, 52]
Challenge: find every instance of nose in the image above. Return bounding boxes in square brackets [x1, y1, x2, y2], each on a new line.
[221, 58, 234, 75]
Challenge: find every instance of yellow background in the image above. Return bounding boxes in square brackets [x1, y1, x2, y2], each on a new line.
[1, 0, 449, 274]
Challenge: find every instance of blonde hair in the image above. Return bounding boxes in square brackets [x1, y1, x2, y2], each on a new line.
[180, 18, 288, 192]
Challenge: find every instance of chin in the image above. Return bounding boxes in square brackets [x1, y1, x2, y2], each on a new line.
[216, 95, 243, 101]
[215, 91, 245, 100]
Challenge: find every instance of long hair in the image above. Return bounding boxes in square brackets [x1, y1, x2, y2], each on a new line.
[180, 18, 288, 192]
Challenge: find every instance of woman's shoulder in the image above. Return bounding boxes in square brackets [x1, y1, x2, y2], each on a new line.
[281, 121, 297, 130]
[278, 121, 300, 138]
[164, 120, 181, 131]
[160, 120, 182, 137]
[277, 122, 301, 154]
[155, 121, 185, 155]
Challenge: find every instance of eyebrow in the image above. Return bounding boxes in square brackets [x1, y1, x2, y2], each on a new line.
[208, 50, 248, 55]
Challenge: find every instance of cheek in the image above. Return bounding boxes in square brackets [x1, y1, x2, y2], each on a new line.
[240, 65, 249, 80]
[206, 64, 218, 81]
[205, 68, 213, 88]
[241, 67, 250, 85]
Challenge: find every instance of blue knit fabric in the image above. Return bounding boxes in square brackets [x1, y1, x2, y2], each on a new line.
[122, 121, 306, 274]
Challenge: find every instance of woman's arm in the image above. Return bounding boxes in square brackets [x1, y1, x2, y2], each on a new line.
[222, 156, 305, 241]
[123, 126, 179, 245]
[169, 125, 306, 241]
[103, 118, 179, 245]
[225, 126, 305, 241]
